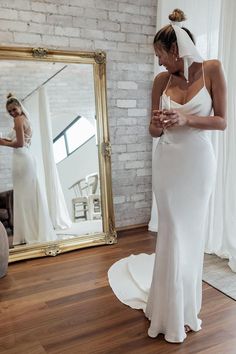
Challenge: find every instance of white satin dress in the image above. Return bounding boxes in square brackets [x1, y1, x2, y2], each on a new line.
[108, 69, 217, 343]
[12, 117, 57, 245]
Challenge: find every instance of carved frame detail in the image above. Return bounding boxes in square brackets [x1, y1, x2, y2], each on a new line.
[32, 47, 48, 58]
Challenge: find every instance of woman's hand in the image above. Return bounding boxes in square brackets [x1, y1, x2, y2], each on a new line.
[0, 138, 12, 146]
[160, 110, 188, 129]
[151, 110, 181, 129]
[151, 110, 164, 129]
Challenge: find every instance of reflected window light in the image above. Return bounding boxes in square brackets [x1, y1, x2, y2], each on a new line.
[66, 117, 95, 154]
[53, 116, 95, 164]
[53, 136, 67, 163]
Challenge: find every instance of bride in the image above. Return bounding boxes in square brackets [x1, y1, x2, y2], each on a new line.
[0, 93, 57, 245]
[108, 9, 226, 343]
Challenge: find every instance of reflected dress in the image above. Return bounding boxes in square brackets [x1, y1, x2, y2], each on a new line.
[11, 117, 57, 245]
[108, 70, 217, 343]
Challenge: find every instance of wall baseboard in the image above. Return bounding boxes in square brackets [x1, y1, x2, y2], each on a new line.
[116, 223, 148, 235]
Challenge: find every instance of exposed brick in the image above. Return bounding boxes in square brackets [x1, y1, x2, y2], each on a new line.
[81, 29, 104, 40]
[69, 0, 95, 7]
[46, 14, 72, 27]
[55, 26, 80, 37]
[128, 108, 147, 116]
[19, 11, 46, 23]
[104, 31, 126, 42]
[72, 17, 98, 30]
[121, 23, 141, 33]
[0, 0, 157, 227]
[14, 32, 42, 44]
[31, 2, 58, 14]
[42, 34, 70, 47]
[117, 99, 136, 108]
[69, 38, 94, 50]
[118, 3, 140, 15]
[58, 5, 84, 16]
[27, 23, 54, 35]
[0, 31, 14, 42]
[84, 8, 108, 20]
[0, 0, 30, 10]
[97, 20, 120, 32]
[0, 19, 28, 32]
[0, 8, 18, 20]
[95, 0, 118, 11]
[117, 81, 138, 90]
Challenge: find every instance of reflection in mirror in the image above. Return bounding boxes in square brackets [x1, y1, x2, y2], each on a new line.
[0, 61, 103, 248]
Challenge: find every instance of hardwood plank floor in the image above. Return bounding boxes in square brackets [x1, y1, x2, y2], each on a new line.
[0, 229, 236, 354]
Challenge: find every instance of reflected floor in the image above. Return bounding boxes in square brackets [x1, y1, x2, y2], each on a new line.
[9, 220, 103, 247]
[203, 253, 236, 300]
[55, 219, 103, 240]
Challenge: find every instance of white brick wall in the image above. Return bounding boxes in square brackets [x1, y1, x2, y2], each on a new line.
[0, 0, 157, 227]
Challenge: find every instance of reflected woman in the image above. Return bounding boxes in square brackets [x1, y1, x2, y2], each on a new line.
[0, 93, 56, 245]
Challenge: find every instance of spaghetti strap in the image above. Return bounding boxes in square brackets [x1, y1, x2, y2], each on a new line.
[163, 75, 172, 93]
[202, 62, 206, 87]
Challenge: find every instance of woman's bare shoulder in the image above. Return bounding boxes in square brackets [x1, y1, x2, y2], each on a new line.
[204, 60, 226, 89]
[154, 71, 170, 83]
[14, 115, 25, 125]
[204, 59, 223, 74]
[153, 72, 170, 92]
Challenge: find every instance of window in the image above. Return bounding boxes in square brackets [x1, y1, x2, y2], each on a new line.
[66, 117, 95, 153]
[53, 116, 95, 164]
[53, 136, 67, 164]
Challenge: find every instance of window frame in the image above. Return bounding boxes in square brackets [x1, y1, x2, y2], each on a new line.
[53, 115, 95, 164]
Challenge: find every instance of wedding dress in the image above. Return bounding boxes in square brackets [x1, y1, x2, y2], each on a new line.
[108, 66, 216, 343]
[11, 116, 57, 245]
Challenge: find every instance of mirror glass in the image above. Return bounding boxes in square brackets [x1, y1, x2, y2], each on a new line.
[0, 60, 103, 248]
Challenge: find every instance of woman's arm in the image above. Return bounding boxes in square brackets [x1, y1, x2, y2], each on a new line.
[149, 72, 170, 137]
[163, 60, 227, 131]
[0, 116, 24, 148]
[187, 60, 227, 130]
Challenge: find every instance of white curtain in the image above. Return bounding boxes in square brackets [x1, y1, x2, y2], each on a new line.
[38, 87, 72, 229]
[205, 0, 236, 271]
[24, 88, 72, 230]
[149, 0, 236, 272]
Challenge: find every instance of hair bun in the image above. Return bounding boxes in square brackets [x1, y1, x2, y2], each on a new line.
[7, 93, 14, 100]
[168, 8, 186, 22]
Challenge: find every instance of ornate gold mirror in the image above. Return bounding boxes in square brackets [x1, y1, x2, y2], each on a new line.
[0, 46, 116, 263]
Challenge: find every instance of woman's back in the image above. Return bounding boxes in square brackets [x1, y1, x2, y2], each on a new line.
[22, 116, 32, 147]
[10, 115, 33, 147]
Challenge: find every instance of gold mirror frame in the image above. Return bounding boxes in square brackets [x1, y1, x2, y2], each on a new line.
[0, 46, 116, 262]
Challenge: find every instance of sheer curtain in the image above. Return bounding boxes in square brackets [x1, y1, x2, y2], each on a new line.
[38, 87, 71, 229]
[24, 88, 72, 230]
[149, 0, 236, 271]
[205, 0, 236, 271]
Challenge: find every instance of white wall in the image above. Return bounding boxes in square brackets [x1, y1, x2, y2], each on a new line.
[0, 0, 157, 227]
[56, 136, 99, 218]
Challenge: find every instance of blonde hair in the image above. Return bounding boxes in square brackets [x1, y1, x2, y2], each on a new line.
[6, 93, 21, 108]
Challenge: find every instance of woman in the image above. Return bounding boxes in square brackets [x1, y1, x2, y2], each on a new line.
[0, 94, 56, 245]
[108, 9, 226, 343]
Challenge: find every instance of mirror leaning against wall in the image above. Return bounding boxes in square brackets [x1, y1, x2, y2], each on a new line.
[0, 46, 116, 263]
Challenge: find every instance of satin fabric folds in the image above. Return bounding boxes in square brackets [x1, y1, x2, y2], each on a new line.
[108, 83, 216, 343]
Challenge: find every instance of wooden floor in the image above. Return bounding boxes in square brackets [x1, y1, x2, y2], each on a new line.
[1, 229, 236, 354]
